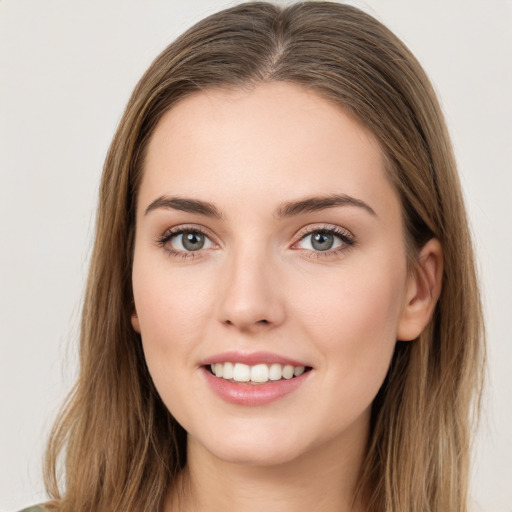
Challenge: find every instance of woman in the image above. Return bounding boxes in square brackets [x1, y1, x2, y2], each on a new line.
[27, 2, 484, 511]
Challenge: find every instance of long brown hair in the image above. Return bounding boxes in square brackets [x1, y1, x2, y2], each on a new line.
[44, 2, 485, 511]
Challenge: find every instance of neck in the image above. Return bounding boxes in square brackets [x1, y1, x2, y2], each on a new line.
[165, 416, 369, 512]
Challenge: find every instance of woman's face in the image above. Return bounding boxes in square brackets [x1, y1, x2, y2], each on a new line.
[132, 82, 415, 466]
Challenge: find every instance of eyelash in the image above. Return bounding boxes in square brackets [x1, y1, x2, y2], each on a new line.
[293, 224, 356, 258]
[156, 225, 212, 260]
[155, 224, 356, 260]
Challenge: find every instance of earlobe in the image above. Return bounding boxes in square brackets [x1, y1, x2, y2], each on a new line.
[131, 304, 141, 333]
[397, 238, 443, 341]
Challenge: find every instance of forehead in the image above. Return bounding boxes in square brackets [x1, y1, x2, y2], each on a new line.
[139, 82, 399, 219]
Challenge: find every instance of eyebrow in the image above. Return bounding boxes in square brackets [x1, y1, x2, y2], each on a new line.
[144, 193, 376, 219]
[275, 194, 377, 218]
[144, 196, 222, 218]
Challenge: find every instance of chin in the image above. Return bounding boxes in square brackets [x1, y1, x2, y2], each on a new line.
[189, 424, 313, 467]
[211, 443, 305, 467]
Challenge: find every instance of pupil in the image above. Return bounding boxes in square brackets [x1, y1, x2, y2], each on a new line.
[312, 232, 333, 251]
[183, 232, 204, 251]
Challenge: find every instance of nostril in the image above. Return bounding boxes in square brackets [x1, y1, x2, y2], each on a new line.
[222, 317, 272, 333]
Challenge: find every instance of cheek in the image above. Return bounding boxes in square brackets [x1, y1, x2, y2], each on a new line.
[133, 254, 214, 330]
[293, 255, 407, 380]
[132, 265, 212, 426]
[131, 257, 214, 379]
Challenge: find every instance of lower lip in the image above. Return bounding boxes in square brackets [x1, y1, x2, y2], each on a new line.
[201, 367, 311, 406]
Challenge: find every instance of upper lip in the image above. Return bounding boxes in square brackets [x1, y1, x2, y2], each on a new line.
[200, 351, 310, 368]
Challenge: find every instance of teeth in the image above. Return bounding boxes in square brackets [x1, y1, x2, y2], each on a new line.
[223, 361, 234, 379]
[214, 363, 223, 377]
[233, 363, 250, 382]
[293, 366, 305, 377]
[251, 364, 269, 383]
[269, 363, 282, 381]
[210, 362, 307, 384]
[282, 365, 294, 380]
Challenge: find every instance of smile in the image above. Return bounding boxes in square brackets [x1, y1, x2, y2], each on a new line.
[201, 352, 313, 406]
[209, 362, 309, 384]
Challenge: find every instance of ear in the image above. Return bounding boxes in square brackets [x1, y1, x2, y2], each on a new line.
[397, 238, 443, 341]
[131, 303, 141, 333]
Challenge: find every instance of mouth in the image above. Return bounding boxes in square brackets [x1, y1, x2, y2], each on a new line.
[206, 362, 313, 385]
[200, 351, 313, 405]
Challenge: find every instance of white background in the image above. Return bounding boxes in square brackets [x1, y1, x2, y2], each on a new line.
[1, 1, 511, 510]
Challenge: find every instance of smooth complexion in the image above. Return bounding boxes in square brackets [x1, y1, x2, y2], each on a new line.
[131, 82, 442, 512]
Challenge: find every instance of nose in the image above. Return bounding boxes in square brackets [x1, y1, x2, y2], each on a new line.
[217, 246, 285, 332]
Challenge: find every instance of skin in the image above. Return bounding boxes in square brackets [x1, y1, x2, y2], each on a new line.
[131, 82, 442, 512]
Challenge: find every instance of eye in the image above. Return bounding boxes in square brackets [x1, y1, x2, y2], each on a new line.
[293, 226, 354, 253]
[171, 231, 213, 251]
[157, 226, 216, 256]
[300, 232, 339, 251]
